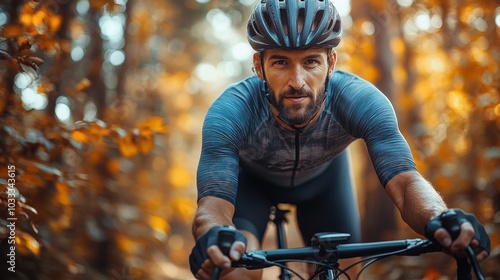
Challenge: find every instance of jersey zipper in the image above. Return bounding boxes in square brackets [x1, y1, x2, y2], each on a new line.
[291, 128, 304, 187]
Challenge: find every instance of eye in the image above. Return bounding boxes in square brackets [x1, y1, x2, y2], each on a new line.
[305, 59, 319, 65]
[272, 60, 287, 66]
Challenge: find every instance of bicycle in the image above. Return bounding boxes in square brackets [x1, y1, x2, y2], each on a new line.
[211, 207, 485, 280]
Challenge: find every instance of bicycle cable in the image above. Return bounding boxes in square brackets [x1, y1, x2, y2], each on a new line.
[276, 258, 351, 280]
[252, 259, 306, 280]
[342, 245, 422, 280]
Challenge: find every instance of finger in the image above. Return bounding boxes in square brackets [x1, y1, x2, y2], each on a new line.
[200, 258, 215, 272]
[229, 241, 246, 261]
[207, 245, 231, 269]
[434, 228, 452, 248]
[196, 268, 210, 280]
[195, 259, 213, 280]
[451, 222, 474, 253]
[476, 250, 489, 262]
[471, 239, 482, 255]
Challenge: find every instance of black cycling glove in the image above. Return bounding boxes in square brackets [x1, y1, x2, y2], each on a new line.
[189, 225, 247, 276]
[424, 209, 490, 255]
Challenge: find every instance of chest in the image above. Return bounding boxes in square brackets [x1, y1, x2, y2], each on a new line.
[239, 115, 356, 170]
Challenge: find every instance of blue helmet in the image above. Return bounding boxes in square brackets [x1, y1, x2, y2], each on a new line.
[247, 0, 342, 52]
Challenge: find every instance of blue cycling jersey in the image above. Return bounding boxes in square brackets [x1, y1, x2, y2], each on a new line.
[197, 70, 417, 204]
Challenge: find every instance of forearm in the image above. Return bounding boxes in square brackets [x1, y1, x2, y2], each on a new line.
[386, 171, 447, 235]
[192, 196, 235, 240]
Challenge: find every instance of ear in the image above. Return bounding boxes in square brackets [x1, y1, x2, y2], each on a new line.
[328, 50, 337, 77]
[253, 52, 264, 80]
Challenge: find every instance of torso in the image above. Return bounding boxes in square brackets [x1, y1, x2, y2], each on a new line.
[197, 70, 416, 203]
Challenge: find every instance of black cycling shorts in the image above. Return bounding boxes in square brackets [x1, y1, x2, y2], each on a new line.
[233, 150, 362, 245]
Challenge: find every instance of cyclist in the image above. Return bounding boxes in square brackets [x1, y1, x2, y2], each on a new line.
[189, 1, 490, 279]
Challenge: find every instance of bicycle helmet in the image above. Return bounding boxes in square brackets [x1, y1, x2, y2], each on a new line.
[247, 0, 342, 52]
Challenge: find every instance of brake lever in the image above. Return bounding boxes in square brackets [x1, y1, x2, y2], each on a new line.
[233, 252, 270, 269]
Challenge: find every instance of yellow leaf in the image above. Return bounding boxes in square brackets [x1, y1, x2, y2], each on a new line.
[19, 4, 34, 27]
[56, 181, 71, 206]
[48, 14, 62, 32]
[136, 116, 168, 133]
[149, 215, 170, 233]
[71, 130, 88, 143]
[1, 25, 23, 38]
[107, 158, 121, 175]
[117, 236, 134, 253]
[75, 78, 91, 92]
[32, 10, 48, 30]
[118, 132, 138, 158]
[15, 232, 40, 256]
[138, 132, 154, 154]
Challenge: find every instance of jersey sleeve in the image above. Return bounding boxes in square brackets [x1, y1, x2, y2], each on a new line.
[196, 79, 261, 204]
[333, 74, 417, 187]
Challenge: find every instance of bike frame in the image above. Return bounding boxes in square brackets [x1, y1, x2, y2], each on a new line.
[270, 204, 342, 280]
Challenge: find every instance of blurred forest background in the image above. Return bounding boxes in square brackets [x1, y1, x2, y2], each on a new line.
[0, 0, 498, 279]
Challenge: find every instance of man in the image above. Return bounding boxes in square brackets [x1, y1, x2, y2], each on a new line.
[189, 1, 490, 279]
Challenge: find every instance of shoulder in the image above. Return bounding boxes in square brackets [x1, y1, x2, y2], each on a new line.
[209, 76, 265, 113]
[329, 70, 385, 101]
[203, 76, 268, 132]
[327, 70, 397, 136]
[218, 76, 264, 101]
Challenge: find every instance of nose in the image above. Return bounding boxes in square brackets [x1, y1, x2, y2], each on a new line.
[288, 65, 306, 90]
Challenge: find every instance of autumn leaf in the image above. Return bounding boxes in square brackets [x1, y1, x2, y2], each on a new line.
[55, 181, 71, 206]
[71, 130, 89, 143]
[19, 4, 35, 27]
[107, 158, 121, 175]
[1, 25, 23, 38]
[149, 215, 170, 234]
[48, 14, 62, 33]
[138, 131, 154, 154]
[118, 132, 139, 158]
[15, 231, 40, 256]
[32, 9, 48, 31]
[74, 78, 92, 92]
[116, 236, 134, 253]
[136, 116, 168, 133]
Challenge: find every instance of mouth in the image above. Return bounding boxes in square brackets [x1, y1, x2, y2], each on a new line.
[284, 95, 308, 104]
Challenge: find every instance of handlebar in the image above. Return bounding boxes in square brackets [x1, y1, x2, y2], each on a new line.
[230, 238, 484, 279]
[234, 238, 438, 269]
[208, 221, 486, 279]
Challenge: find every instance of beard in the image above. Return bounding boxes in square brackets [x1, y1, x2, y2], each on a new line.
[267, 84, 327, 126]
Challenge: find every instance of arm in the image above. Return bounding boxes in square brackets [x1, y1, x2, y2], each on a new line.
[385, 170, 446, 235]
[385, 171, 489, 262]
[190, 85, 254, 278]
[190, 196, 247, 280]
[192, 196, 235, 239]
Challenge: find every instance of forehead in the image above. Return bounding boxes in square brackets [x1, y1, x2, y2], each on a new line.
[264, 48, 328, 60]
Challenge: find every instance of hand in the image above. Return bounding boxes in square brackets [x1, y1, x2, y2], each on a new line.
[189, 226, 247, 279]
[425, 209, 490, 262]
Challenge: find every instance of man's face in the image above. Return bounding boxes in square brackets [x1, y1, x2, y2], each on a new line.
[255, 48, 336, 127]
